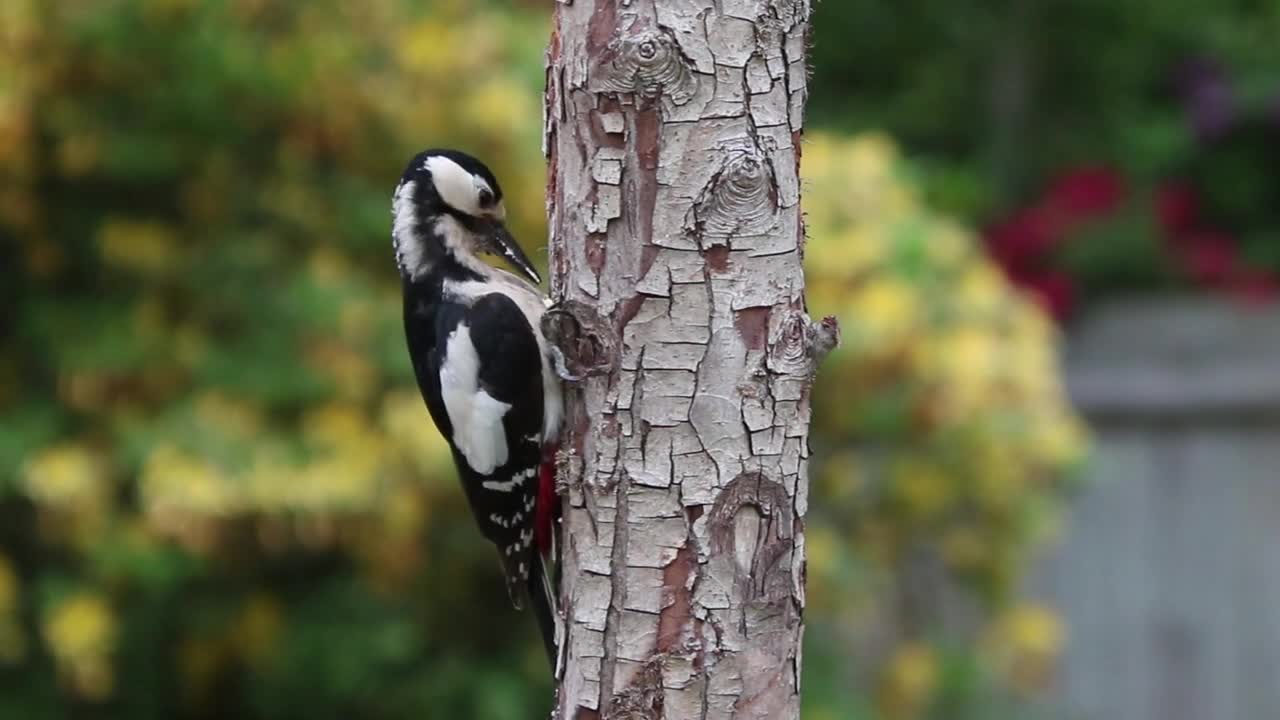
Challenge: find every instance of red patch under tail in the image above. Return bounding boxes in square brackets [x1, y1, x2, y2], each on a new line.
[534, 443, 559, 554]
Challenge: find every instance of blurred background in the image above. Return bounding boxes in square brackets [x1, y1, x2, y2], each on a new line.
[0, 1, 1275, 718]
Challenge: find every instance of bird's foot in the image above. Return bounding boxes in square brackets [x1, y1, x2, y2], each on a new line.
[550, 345, 581, 383]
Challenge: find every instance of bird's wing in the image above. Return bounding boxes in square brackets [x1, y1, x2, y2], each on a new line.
[407, 290, 545, 606]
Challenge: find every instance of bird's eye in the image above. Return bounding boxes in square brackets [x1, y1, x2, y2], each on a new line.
[478, 188, 495, 208]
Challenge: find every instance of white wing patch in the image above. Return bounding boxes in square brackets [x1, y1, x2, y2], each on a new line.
[445, 275, 564, 443]
[439, 323, 512, 475]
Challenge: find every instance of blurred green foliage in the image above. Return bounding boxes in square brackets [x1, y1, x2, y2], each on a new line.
[2, 1, 554, 717]
[810, 0, 1280, 211]
[1, 1, 1083, 719]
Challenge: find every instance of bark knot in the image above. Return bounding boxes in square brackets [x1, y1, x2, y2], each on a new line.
[708, 472, 794, 603]
[687, 143, 779, 246]
[590, 16, 696, 104]
[544, 300, 620, 378]
[767, 310, 840, 377]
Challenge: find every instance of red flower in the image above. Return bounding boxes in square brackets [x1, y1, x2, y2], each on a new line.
[1227, 270, 1280, 304]
[986, 208, 1061, 268]
[1178, 232, 1239, 285]
[1021, 272, 1076, 321]
[1044, 167, 1126, 219]
[1155, 182, 1198, 235]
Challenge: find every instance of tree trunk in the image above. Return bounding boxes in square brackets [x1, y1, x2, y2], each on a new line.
[543, 2, 830, 718]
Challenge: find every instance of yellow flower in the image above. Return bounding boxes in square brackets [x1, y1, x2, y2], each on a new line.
[140, 444, 237, 518]
[817, 451, 862, 504]
[244, 449, 299, 512]
[306, 246, 351, 287]
[806, 228, 885, 284]
[463, 77, 536, 138]
[194, 391, 265, 439]
[302, 403, 370, 449]
[1030, 415, 1090, 470]
[96, 218, 179, 275]
[380, 483, 429, 538]
[923, 221, 971, 269]
[22, 443, 106, 510]
[381, 389, 453, 473]
[987, 603, 1066, 692]
[845, 276, 919, 348]
[972, 441, 1024, 511]
[43, 592, 117, 699]
[879, 642, 938, 719]
[55, 134, 98, 176]
[397, 20, 460, 76]
[891, 458, 952, 521]
[804, 524, 840, 582]
[932, 324, 1000, 420]
[846, 132, 899, 184]
[954, 263, 1007, 319]
[299, 443, 383, 511]
[1000, 604, 1064, 657]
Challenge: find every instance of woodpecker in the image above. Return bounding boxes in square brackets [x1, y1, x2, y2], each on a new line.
[392, 149, 562, 664]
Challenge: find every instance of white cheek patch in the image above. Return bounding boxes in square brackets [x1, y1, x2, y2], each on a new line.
[425, 155, 484, 216]
[439, 323, 512, 475]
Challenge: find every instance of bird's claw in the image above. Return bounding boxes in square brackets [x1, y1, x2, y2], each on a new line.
[550, 346, 581, 383]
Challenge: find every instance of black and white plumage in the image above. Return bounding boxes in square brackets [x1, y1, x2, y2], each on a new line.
[392, 149, 562, 664]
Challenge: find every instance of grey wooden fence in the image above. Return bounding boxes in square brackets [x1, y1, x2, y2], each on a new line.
[1037, 299, 1280, 720]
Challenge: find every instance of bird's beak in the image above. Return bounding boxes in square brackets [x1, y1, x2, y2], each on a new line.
[482, 219, 541, 284]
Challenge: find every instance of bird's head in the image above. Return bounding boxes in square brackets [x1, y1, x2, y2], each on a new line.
[391, 149, 540, 284]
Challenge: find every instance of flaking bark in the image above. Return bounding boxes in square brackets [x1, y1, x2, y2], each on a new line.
[543, 2, 830, 718]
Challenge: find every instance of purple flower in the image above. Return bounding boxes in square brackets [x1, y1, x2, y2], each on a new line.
[1177, 56, 1236, 140]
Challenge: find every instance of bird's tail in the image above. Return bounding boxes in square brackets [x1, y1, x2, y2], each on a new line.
[527, 447, 561, 670]
[526, 550, 559, 669]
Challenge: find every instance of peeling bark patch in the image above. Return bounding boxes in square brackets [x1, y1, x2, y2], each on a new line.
[638, 243, 660, 283]
[587, 0, 619, 57]
[615, 294, 647, 333]
[703, 244, 730, 273]
[633, 108, 660, 251]
[586, 232, 607, 276]
[634, 108, 661, 172]
[604, 660, 664, 720]
[592, 97, 628, 149]
[735, 307, 770, 351]
[657, 544, 694, 652]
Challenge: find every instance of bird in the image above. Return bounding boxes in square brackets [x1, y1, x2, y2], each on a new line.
[391, 148, 562, 665]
